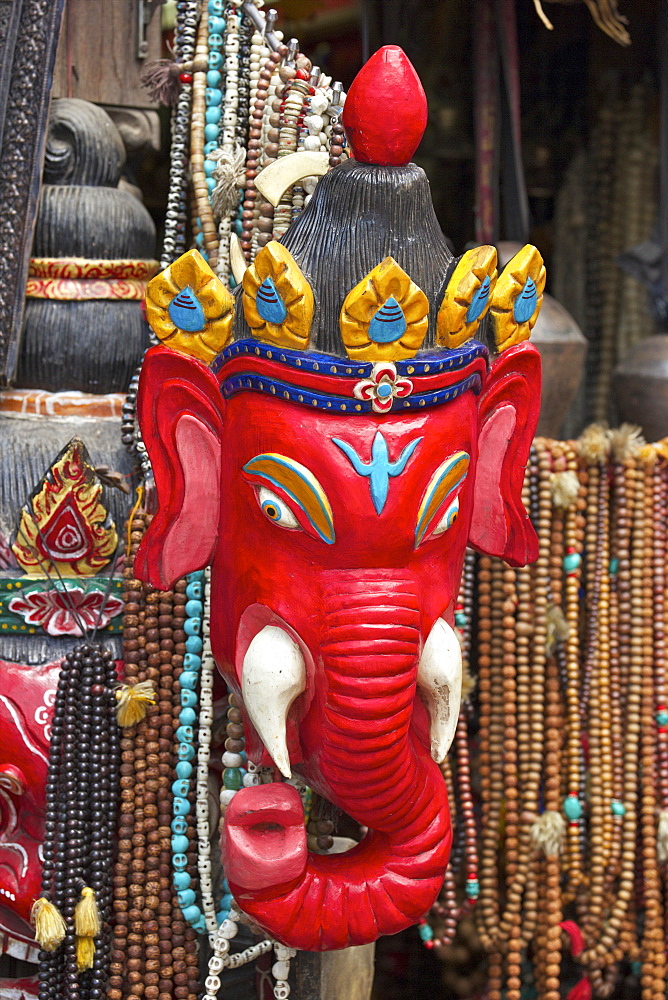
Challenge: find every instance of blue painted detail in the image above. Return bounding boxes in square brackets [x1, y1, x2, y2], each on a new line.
[171, 816, 188, 835]
[212, 337, 487, 378]
[256, 276, 287, 324]
[185, 635, 203, 654]
[168, 285, 206, 333]
[333, 431, 422, 515]
[466, 275, 491, 323]
[221, 370, 484, 413]
[368, 296, 406, 343]
[514, 277, 538, 323]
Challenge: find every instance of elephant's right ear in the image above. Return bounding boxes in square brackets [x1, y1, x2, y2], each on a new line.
[135, 346, 224, 589]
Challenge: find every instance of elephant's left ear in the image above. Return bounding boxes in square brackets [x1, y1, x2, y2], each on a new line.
[468, 342, 541, 567]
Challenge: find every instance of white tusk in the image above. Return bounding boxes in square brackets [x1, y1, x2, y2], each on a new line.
[255, 150, 330, 206]
[417, 618, 462, 764]
[241, 625, 306, 779]
[229, 232, 248, 284]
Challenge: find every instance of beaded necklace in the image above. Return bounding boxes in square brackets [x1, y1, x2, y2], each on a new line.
[161, 1, 199, 269]
[36, 641, 119, 1000]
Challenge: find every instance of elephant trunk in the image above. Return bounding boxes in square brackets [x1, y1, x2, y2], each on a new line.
[224, 580, 452, 951]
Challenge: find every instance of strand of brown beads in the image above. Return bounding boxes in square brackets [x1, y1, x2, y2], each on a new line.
[109, 509, 149, 1000]
[272, 74, 311, 239]
[252, 55, 284, 255]
[141, 587, 175, 1000]
[190, 3, 219, 266]
[638, 449, 666, 1000]
[328, 119, 346, 168]
[580, 444, 642, 978]
[580, 432, 613, 968]
[532, 440, 572, 1000]
[475, 554, 502, 988]
[652, 456, 668, 943]
[515, 468, 538, 961]
[241, 46, 285, 260]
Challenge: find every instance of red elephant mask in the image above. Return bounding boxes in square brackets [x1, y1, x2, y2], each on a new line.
[135, 45, 542, 951]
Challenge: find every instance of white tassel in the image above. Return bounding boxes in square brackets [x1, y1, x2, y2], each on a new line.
[210, 145, 247, 223]
[550, 471, 580, 509]
[657, 809, 668, 864]
[530, 811, 565, 858]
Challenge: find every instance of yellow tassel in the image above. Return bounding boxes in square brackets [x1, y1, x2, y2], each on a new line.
[31, 897, 67, 952]
[116, 680, 156, 727]
[76, 934, 96, 972]
[74, 886, 101, 938]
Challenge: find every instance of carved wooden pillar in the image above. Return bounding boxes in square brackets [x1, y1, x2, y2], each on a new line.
[0, 0, 65, 384]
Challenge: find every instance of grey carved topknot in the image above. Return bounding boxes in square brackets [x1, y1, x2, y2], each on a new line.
[238, 160, 457, 356]
[44, 98, 126, 187]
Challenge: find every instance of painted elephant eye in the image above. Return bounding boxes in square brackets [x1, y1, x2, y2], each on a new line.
[257, 487, 300, 530]
[415, 451, 469, 547]
[431, 496, 459, 536]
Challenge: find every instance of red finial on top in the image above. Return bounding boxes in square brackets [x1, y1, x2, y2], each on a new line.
[342, 46, 428, 166]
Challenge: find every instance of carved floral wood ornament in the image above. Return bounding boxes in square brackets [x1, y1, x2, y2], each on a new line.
[136, 46, 543, 951]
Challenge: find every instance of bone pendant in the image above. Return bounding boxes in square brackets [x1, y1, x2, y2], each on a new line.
[241, 625, 306, 778]
[417, 618, 462, 763]
[255, 150, 330, 206]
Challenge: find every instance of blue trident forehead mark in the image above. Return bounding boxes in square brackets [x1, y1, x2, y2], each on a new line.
[332, 431, 422, 515]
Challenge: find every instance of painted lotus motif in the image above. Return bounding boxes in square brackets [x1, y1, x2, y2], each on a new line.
[7, 588, 124, 637]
